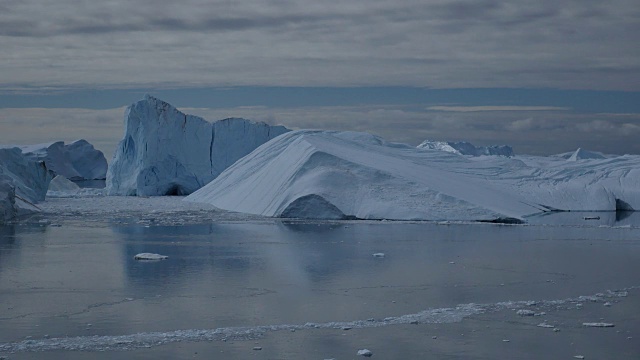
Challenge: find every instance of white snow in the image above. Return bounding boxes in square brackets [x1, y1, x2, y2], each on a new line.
[418, 140, 514, 157]
[134, 253, 168, 260]
[20, 139, 107, 180]
[185, 130, 640, 221]
[106, 95, 289, 196]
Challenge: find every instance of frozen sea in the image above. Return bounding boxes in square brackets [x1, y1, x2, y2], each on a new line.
[1, 197, 639, 359]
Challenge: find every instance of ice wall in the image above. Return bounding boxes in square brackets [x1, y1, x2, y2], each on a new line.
[0, 147, 54, 221]
[106, 95, 289, 196]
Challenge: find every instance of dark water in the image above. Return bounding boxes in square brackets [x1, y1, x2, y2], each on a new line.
[1, 220, 639, 358]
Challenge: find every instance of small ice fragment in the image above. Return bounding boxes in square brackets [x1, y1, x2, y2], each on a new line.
[573, 356, 585, 359]
[125, 298, 134, 301]
[342, 326, 352, 331]
[372, 253, 385, 258]
[367, 318, 375, 322]
[432, 336, 437, 339]
[134, 253, 168, 260]
[410, 320, 419, 325]
[553, 328, 560, 332]
[502, 339, 510, 342]
[516, 309, 535, 316]
[603, 302, 612, 307]
[449, 261, 455, 264]
[357, 349, 373, 357]
[253, 346, 262, 351]
[582, 322, 614, 327]
[537, 322, 554, 328]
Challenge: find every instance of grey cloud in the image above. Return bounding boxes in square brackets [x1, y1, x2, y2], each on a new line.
[1, 0, 639, 90]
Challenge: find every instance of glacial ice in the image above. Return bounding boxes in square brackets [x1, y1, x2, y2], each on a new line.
[185, 130, 640, 221]
[20, 139, 107, 180]
[0, 147, 53, 221]
[106, 95, 289, 196]
[418, 140, 514, 157]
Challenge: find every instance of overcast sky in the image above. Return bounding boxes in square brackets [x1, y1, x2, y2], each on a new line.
[1, 0, 639, 157]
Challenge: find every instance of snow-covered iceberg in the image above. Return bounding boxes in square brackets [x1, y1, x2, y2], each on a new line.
[106, 95, 289, 196]
[0, 147, 53, 221]
[418, 140, 514, 157]
[185, 130, 640, 221]
[566, 148, 607, 161]
[20, 139, 107, 180]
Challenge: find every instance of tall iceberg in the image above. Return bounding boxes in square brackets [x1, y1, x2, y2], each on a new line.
[106, 95, 289, 196]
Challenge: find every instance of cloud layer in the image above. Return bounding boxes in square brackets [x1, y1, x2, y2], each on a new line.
[2, 105, 639, 160]
[1, 0, 639, 90]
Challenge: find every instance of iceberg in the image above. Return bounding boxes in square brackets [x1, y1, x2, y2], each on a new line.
[0, 147, 54, 221]
[185, 130, 640, 221]
[106, 95, 289, 196]
[567, 148, 607, 161]
[20, 139, 107, 180]
[418, 140, 514, 157]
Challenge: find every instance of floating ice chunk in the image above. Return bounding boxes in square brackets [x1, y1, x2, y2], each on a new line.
[372, 253, 385, 258]
[583, 216, 600, 220]
[357, 349, 373, 357]
[582, 322, 614, 327]
[516, 309, 536, 316]
[537, 322, 554, 328]
[252, 346, 262, 351]
[134, 253, 168, 261]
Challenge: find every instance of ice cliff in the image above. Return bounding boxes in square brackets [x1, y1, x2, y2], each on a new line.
[185, 130, 640, 221]
[418, 140, 514, 157]
[106, 95, 289, 196]
[20, 140, 107, 180]
[0, 147, 53, 221]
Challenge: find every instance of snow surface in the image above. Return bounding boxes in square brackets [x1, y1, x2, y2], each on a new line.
[106, 95, 289, 196]
[418, 140, 514, 157]
[20, 139, 107, 180]
[185, 130, 640, 221]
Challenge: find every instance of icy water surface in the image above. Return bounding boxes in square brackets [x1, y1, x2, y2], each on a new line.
[1, 218, 639, 359]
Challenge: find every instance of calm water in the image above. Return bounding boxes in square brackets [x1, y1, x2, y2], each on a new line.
[1, 218, 639, 358]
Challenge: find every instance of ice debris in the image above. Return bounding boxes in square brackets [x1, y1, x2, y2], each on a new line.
[582, 322, 615, 327]
[357, 349, 373, 357]
[133, 253, 168, 261]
